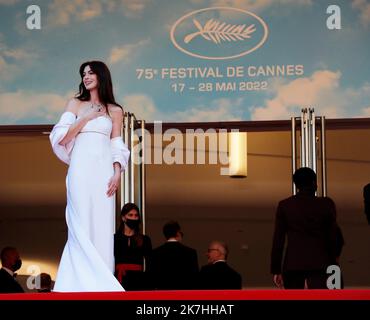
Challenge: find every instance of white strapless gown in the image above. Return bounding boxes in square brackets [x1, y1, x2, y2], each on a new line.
[50, 112, 129, 292]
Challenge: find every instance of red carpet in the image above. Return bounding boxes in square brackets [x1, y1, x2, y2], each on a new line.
[1, 289, 370, 300]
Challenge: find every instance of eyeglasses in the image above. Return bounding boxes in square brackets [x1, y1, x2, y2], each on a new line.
[207, 248, 219, 253]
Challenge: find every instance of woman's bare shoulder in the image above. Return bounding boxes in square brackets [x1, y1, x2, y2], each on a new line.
[108, 104, 123, 112]
[65, 98, 82, 114]
[108, 104, 124, 117]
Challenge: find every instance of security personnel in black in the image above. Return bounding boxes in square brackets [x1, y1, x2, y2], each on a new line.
[0, 246, 24, 293]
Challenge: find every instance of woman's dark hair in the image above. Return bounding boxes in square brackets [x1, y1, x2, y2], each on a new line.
[118, 203, 141, 233]
[76, 60, 122, 113]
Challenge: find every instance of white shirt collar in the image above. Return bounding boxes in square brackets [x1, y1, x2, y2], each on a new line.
[213, 259, 226, 264]
[2, 267, 14, 276]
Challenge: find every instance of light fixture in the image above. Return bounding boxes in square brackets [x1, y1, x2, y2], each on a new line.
[229, 131, 247, 178]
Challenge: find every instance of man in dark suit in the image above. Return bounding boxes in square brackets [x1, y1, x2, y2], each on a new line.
[149, 221, 199, 290]
[0, 246, 24, 293]
[271, 167, 339, 289]
[199, 241, 242, 290]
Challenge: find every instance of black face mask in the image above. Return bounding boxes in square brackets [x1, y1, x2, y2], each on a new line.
[12, 259, 22, 272]
[125, 219, 140, 230]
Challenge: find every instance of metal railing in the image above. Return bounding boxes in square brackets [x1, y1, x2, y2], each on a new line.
[291, 108, 327, 196]
[121, 112, 147, 233]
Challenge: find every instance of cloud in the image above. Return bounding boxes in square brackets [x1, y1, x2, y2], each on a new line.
[122, 94, 158, 121]
[0, 56, 20, 82]
[352, 0, 370, 27]
[251, 70, 370, 120]
[0, 39, 38, 83]
[172, 98, 243, 122]
[107, 0, 151, 18]
[2, 48, 35, 60]
[46, 0, 151, 26]
[108, 39, 149, 64]
[363, 107, 370, 116]
[122, 94, 243, 122]
[0, 90, 71, 124]
[209, 0, 312, 12]
[47, 0, 103, 26]
[0, 0, 19, 5]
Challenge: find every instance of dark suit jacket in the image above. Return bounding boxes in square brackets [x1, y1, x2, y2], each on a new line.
[149, 241, 199, 290]
[199, 261, 242, 289]
[364, 183, 370, 224]
[0, 268, 24, 293]
[271, 193, 338, 274]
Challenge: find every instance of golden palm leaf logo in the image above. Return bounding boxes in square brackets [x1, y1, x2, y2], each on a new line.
[184, 18, 256, 44]
[170, 7, 269, 60]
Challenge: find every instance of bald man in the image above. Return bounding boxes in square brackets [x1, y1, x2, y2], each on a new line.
[198, 241, 242, 290]
[0, 246, 24, 293]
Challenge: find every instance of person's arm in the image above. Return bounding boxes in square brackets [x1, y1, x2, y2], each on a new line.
[271, 202, 286, 288]
[59, 98, 105, 146]
[143, 236, 153, 258]
[113, 233, 119, 262]
[192, 249, 199, 273]
[335, 225, 344, 265]
[107, 106, 126, 197]
[326, 197, 340, 264]
[142, 236, 153, 278]
[50, 98, 102, 164]
[237, 272, 243, 289]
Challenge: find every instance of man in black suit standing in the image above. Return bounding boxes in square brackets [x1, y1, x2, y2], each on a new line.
[0, 246, 24, 293]
[199, 241, 242, 290]
[271, 167, 339, 289]
[149, 221, 199, 290]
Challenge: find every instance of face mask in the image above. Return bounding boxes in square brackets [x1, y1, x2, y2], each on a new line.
[125, 219, 140, 230]
[12, 259, 22, 272]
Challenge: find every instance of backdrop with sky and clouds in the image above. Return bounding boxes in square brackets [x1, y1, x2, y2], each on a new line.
[0, 0, 369, 124]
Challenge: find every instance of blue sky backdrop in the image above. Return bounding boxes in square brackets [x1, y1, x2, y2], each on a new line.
[0, 0, 369, 124]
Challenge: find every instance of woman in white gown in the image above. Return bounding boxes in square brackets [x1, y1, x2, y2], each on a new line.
[50, 61, 130, 292]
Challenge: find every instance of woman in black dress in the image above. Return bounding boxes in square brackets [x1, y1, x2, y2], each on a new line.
[114, 203, 152, 290]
